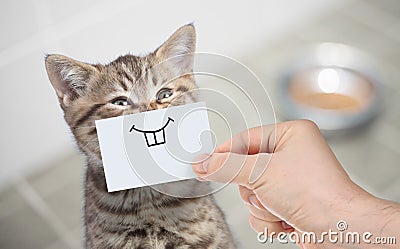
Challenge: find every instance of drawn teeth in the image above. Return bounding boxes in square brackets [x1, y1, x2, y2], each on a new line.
[144, 130, 165, 146]
[129, 117, 174, 147]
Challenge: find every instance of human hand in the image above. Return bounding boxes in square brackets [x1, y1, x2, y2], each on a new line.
[192, 120, 399, 248]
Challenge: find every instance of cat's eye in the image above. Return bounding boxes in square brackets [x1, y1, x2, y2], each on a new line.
[111, 98, 130, 106]
[156, 88, 173, 101]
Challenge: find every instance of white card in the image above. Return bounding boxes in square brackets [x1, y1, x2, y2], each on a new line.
[95, 102, 213, 192]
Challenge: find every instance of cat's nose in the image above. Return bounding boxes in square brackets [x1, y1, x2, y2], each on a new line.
[146, 102, 158, 111]
[137, 103, 158, 112]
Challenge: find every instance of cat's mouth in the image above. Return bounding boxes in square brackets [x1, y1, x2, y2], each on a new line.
[129, 117, 174, 147]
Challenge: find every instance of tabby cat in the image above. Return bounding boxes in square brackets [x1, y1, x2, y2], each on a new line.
[45, 24, 236, 249]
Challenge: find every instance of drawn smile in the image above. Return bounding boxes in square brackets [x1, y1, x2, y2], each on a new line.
[129, 117, 174, 147]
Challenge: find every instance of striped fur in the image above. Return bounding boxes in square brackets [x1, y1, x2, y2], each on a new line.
[45, 24, 236, 249]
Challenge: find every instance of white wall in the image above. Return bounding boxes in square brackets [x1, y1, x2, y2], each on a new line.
[0, 0, 349, 188]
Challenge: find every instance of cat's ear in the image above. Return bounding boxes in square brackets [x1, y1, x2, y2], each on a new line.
[155, 24, 196, 75]
[45, 54, 98, 106]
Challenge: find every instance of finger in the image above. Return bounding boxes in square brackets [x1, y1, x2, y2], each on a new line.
[215, 124, 277, 154]
[248, 204, 281, 222]
[238, 186, 265, 209]
[238, 186, 281, 222]
[238, 185, 254, 205]
[249, 215, 291, 234]
[192, 152, 272, 187]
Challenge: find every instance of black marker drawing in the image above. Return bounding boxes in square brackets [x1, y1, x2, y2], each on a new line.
[129, 117, 174, 147]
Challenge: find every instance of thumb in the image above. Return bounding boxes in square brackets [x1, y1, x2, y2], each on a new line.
[192, 152, 272, 187]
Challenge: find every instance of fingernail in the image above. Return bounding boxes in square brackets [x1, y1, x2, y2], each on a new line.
[193, 154, 210, 174]
[196, 177, 207, 182]
[281, 221, 293, 230]
[249, 195, 262, 210]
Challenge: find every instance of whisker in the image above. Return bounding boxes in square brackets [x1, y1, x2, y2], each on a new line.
[80, 137, 100, 151]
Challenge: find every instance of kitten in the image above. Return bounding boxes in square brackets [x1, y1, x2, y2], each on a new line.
[45, 24, 236, 249]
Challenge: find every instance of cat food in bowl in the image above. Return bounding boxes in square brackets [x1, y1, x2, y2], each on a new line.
[277, 43, 384, 131]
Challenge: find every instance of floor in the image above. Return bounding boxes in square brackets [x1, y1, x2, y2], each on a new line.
[1, 0, 400, 248]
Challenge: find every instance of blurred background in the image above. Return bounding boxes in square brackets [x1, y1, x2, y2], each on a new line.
[1, 0, 399, 248]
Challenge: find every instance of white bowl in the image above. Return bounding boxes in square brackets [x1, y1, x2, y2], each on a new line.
[277, 43, 384, 132]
